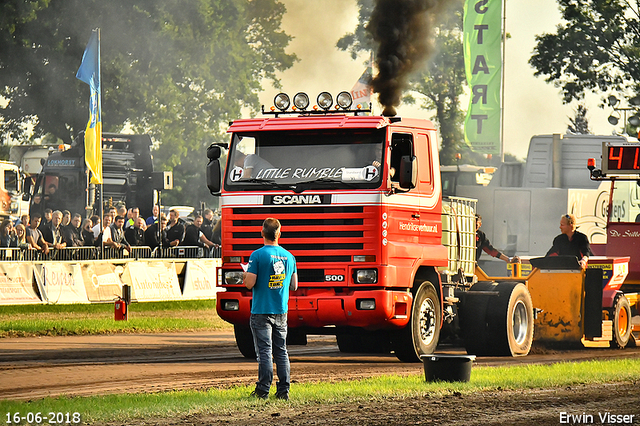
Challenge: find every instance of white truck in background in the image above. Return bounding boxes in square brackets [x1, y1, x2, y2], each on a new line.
[452, 133, 628, 275]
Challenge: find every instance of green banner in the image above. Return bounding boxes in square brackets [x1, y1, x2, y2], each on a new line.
[463, 0, 502, 154]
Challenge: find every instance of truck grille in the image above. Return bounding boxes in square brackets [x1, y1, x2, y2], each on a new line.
[228, 205, 377, 266]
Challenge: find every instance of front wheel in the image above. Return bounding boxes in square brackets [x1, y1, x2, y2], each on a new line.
[610, 294, 632, 349]
[234, 325, 256, 359]
[393, 281, 441, 362]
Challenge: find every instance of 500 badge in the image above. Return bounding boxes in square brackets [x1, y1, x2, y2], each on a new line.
[325, 274, 345, 282]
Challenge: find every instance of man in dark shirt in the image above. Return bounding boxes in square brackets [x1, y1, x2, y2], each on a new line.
[165, 209, 185, 247]
[41, 210, 66, 250]
[546, 214, 593, 269]
[475, 214, 516, 263]
[182, 214, 215, 249]
[63, 213, 84, 247]
[144, 214, 169, 250]
[125, 217, 146, 247]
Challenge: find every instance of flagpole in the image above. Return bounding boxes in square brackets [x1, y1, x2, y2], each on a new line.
[500, 0, 506, 163]
[97, 28, 103, 240]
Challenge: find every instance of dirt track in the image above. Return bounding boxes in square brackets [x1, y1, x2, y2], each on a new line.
[1, 331, 640, 424]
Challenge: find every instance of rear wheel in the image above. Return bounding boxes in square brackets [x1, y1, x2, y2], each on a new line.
[234, 325, 256, 359]
[462, 282, 533, 356]
[393, 281, 441, 362]
[610, 294, 632, 349]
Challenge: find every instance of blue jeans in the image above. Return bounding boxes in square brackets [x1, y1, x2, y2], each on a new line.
[250, 313, 290, 394]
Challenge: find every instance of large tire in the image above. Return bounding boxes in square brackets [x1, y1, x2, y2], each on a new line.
[459, 281, 495, 355]
[462, 282, 534, 356]
[393, 281, 441, 362]
[610, 294, 632, 349]
[337, 331, 391, 354]
[234, 325, 256, 359]
[336, 333, 360, 353]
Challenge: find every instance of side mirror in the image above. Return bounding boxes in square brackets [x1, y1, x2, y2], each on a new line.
[207, 158, 222, 195]
[398, 155, 417, 189]
[22, 178, 31, 201]
[207, 145, 222, 160]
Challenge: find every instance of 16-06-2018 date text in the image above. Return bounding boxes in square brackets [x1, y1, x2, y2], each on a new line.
[6, 412, 81, 425]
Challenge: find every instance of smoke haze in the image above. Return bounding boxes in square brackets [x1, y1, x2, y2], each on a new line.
[368, 0, 447, 116]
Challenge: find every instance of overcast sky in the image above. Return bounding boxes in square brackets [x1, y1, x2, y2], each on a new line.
[260, 0, 617, 161]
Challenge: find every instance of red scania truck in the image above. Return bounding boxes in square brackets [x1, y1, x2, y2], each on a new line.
[207, 91, 535, 362]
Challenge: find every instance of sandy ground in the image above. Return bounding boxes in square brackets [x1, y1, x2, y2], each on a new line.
[1, 331, 640, 425]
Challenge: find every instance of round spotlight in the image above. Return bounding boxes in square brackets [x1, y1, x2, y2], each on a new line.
[274, 93, 290, 111]
[608, 115, 619, 125]
[631, 96, 640, 106]
[629, 115, 640, 127]
[293, 92, 309, 110]
[317, 92, 333, 110]
[336, 91, 353, 109]
[608, 95, 619, 107]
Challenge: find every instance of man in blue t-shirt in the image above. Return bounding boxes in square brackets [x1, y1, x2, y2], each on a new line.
[244, 217, 298, 400]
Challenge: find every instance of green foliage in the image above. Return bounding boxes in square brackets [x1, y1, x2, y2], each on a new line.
[568, 104, 591, 135]
[0, 0, 296, 207]
[337, 0, 468, 164]
[0, 299, 230, 336]
[0, 358, 637, 422]
[530, 0, 638, 104]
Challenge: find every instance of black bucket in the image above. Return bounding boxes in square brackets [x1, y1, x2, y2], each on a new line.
[421, 354, 476, 382]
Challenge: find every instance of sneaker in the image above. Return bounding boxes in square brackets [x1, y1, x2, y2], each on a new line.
[275, 391, 289, 401]
[250, 389, 269, 400]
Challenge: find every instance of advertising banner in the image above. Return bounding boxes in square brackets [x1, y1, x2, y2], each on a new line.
[81, 263, 124, 302]
[121, 261, 182, 301]
[182, 259, 221, 300]
[40, 263, 90, 304]
[0, 263, 41, 305]
[463, 0, 502, 154]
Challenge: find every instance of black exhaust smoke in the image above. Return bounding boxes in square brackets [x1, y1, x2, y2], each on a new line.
[368, 0, 447, 116]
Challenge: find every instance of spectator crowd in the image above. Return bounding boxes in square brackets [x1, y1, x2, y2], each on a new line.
[0, 205, 222, 258]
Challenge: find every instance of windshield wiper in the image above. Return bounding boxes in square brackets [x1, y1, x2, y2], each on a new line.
[241, 178, 292, 190]
[292, 178, 360, 193]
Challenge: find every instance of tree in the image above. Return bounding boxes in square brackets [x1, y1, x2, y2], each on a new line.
[529, 0, 639, 104]
[567, 104, 591, 135]
[0, 0, 296, 207]
[337, 0, 468, 164]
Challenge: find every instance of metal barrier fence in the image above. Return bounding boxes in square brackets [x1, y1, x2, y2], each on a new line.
[0, 245, 221, 261]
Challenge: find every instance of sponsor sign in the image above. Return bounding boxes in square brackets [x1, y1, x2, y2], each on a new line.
[40, 263, 90, 304]
[81, 263, 125, 302]
[463, 0, 502, 154]
[0, 263, 41, 305]
[182, 259, 221, 300]
[121, 261, 182, 301]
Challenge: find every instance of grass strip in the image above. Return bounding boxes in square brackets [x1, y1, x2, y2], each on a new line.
[0, 300, 231, 337]
[1, 358, 638, 424]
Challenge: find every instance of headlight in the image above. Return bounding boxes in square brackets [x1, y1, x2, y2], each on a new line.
[224, 271, 244, 285]
[336, 91, 353, 109]
[274, 93, 290, 111]
[293, 92, 310, 110]
[222, 300, 240, 311]
[317, 92, 333, 110]
[354, 269, 377, 284]
[357, 299, 376, 310]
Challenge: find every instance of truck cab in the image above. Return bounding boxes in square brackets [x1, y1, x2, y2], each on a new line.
[27, 133, 157, 218]
[207, 92, 534, 362]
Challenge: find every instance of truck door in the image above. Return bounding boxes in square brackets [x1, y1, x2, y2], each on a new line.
[387, 133, 420, 247]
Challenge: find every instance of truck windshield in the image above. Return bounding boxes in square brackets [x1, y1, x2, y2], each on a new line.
[225, 129, 385, 190]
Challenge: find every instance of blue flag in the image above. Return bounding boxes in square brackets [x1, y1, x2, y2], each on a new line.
[76, 29, 103, 184]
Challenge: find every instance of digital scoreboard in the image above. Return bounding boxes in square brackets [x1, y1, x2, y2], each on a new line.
[602, 141, 640, 174]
